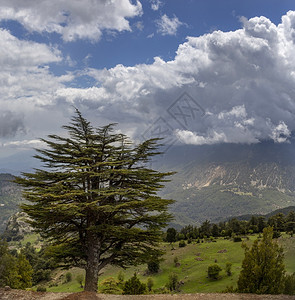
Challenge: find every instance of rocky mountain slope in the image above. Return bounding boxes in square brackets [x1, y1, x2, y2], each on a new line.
[0, 173, 23, 233]
[158, 141, 295, 227]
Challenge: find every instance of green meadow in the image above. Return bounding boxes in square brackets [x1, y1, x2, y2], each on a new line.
[44, 234, 295, 294]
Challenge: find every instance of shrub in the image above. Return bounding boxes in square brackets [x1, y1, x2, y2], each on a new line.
[225, 262, 232, 276]
[233, 236, 242, 242]
[117, 271, 125, 284]
[273, 231, 281, 239]
[147, 277, 154, 292]
[76, 274, 84, 288]
[99, 277, 122, 294]
[179, 240, 186, 248]
[65, 272, 72, 283]
[36, 286, 46, 292]
[147, 259, 160, 274]
[123, 273, 146, 295]
[284, 273, 295, 295]
[166, 273, 179, 291]
[207, 264, 222, 280]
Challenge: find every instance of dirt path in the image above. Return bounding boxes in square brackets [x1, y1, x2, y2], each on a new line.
[0, 289, 294, 300]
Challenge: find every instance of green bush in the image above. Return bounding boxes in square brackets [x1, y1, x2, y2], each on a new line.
[233, 236, 242, 242]
[225, 262, 232, 276]
[284, 273, 295, 295]
[65, 272, 72, 283]
[207, 264, 222, 280]
[147, 259, 160, 274]
[76, 274, 84, 288]
[166, 273, 179, 291]
[99, 277, 122, 294]
[179, 240, 186, 248]
[123, 273, 146, 295]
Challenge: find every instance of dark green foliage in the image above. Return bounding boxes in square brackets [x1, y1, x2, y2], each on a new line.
[15, 110, 174, 292]
[284, 273, 295, 295]
[21, 242, 56, 284]
[0, 240, 33, 289]
[207, 264, 222, 280]
[166, 273, 179, 291]
[225, 262, 232, 276]
[166, 227, 177, 243]
[237, 227, 286, 294]
[273, 231, 281, 239]
[36, 286, 47, 292]
[179, 240, 186, 248]
[65, 272, 72, 283]
[123, 273, 146, 295]
[147, 259, 160, 274]
[160, 209, 295, 243]
[233, 236, 242, 242]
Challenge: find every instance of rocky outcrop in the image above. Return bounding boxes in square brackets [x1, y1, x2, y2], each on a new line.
[2, 212, 33, 241]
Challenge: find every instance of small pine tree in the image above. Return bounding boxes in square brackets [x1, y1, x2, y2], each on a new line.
[237, 227, 285, 294]
[123, 273, 146, 295]
[16, 252, 33, 289]
[99, 277, 122, 294]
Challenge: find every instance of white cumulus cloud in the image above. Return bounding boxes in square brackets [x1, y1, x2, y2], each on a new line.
[2, 10, 295, 153]
[0, 0, 142, 42]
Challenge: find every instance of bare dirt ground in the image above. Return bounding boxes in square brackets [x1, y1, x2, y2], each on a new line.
[0, 289, 295, 300]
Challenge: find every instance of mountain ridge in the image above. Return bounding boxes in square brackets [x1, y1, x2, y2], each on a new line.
[159, 141, 295, 227]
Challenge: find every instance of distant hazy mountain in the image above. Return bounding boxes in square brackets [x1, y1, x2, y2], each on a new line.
[158, 140, 295, 227]
[0, 149, 40, 175]
[0, 174, 23, 232]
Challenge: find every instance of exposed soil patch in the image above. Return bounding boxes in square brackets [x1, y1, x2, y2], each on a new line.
[0, 289, 294, 300]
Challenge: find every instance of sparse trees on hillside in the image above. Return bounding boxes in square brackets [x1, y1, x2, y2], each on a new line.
[15, 109, 174, 292]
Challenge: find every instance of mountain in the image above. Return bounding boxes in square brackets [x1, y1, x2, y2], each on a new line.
[0, 173, 23, 232]
[158, 140, 295, 227]
[231, 205, 295, 221]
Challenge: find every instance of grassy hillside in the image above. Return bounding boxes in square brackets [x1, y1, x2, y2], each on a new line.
[43, 234, 295, 294]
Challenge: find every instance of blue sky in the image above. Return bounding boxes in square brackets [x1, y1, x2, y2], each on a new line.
[0, 0, 295, 172]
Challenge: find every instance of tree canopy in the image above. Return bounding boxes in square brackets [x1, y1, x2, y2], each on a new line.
[237, 226, 285, 294]
[16, 109, 174, 292]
